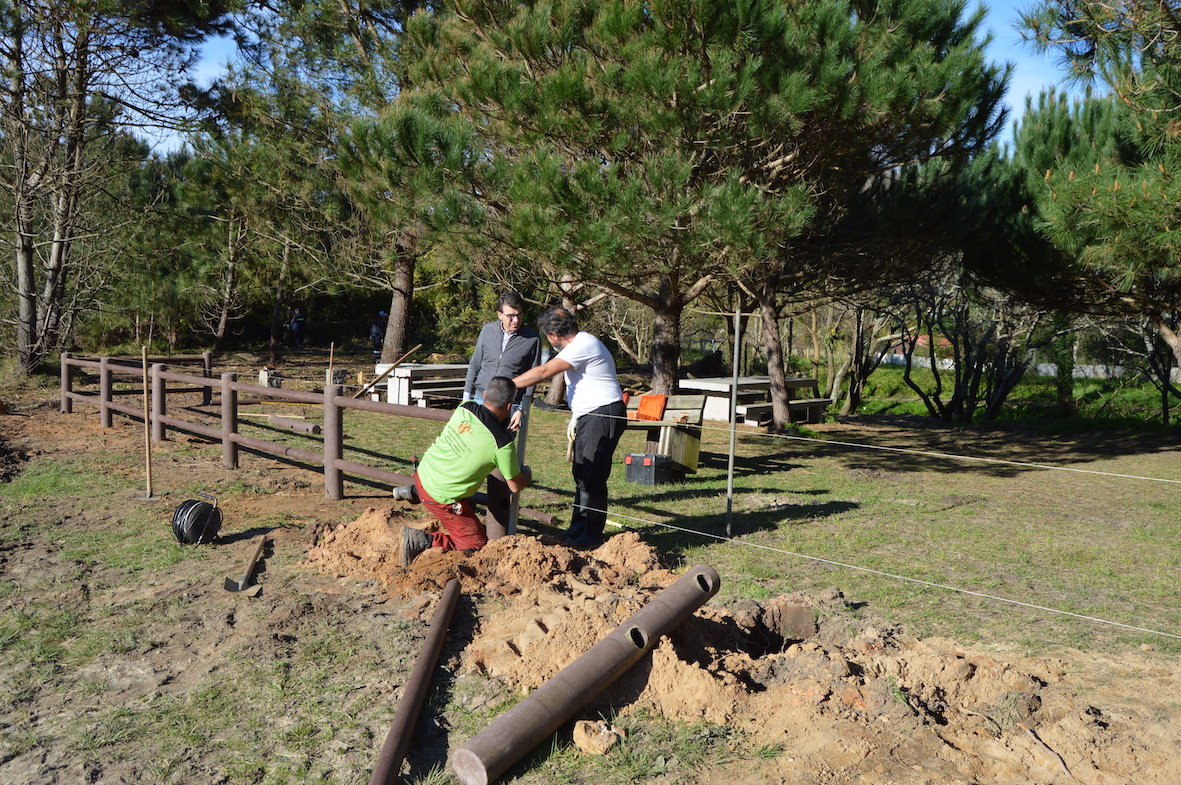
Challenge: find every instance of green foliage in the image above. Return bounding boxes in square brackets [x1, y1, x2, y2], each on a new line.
[1018, 3, 1181, 389]
[401, 0, 1007, 390]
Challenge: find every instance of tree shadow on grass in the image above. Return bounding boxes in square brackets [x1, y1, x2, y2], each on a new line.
[694, 450, 805, 477]
[617, 498, 860, 562]
[808, 415, 1181, 479]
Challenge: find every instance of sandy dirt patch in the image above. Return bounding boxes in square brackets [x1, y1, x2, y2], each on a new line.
[308, 509, 1181, 784]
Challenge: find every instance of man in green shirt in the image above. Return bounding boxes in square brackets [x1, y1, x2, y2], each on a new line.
[394, 376, 532, 565]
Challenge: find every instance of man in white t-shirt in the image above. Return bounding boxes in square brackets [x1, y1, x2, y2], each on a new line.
[512, 307, 626, 548]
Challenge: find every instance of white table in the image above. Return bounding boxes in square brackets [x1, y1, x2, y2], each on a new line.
[679, 376, 819, 421]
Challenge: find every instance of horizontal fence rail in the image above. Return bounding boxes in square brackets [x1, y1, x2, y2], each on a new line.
[59, 353, 556, 526]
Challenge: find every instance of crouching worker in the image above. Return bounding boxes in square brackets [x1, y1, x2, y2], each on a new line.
[392, 376, 532, 566]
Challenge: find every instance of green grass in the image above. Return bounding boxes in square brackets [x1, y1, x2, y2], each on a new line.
[517, 709, 776, 785]
[0, 456, 134, 502]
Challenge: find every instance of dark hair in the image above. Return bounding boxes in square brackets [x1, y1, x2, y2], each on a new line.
[483, 376, 517, 408]
[537, 306, 577, 338]
[497, 291, 525, 313]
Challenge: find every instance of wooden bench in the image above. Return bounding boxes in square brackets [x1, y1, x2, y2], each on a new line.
[624, 394, 706, 474]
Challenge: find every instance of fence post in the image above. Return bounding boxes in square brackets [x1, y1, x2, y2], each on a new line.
[99, 357, 112, 428]
[151, 363, 168, 441]
[323, 384, 343, 500]
[484, 472, 510, 541]
[221, 372, 238, 469]
[202, 351, 213, 406]
[60, 353, 72, 414]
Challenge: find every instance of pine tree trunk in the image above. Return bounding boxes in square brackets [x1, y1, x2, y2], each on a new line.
[810, 309, 821, 381]
[382, 233, 416, 362]
[15, 206, 39, 374]
[1154, 318, 1181, 382]
[268, 241, 290, 365]
[758, 292, 792, 429]
[841, 308, 865, 415]
[649, 302, 682, 394]
[1052, 312, 1076, 416]
[212, 220, 241, 355]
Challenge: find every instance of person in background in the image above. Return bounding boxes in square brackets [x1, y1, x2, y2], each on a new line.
[289, 307, 307, 349]
[511, 307, 625, 549]
[463, 291, 542, 429]
[369, 310, 387, 361]
[392, 377, 532, 565]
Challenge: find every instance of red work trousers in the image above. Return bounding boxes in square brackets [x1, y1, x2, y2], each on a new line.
[413, 473, 488, 552]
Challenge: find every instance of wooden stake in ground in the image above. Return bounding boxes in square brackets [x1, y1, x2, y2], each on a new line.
[352, 344, 423, 399]
[328, 342, 335, 376]
[141, 346, 155, 499]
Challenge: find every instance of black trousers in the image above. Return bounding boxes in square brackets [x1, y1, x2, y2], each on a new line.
[569, 399, 627, 541]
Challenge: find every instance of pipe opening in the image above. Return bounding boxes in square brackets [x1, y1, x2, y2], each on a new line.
[695, 572, 716, 593]
[627, 626, 648, 649]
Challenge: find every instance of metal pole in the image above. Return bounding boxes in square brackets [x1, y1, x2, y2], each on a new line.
[725, 301, 741, 538]
[369, 578, 461, 785]
[452, 565, 721, 785]
[507, 397, 531, 535]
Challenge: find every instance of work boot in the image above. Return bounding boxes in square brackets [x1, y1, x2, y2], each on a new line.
[569, 532, 605, 551]
[400, 526, 432, 567]
[392, 483, 419, 503]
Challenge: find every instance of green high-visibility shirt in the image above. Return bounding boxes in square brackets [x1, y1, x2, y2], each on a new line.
[417, 401, 520, 505]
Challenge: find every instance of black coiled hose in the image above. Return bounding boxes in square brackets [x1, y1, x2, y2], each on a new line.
[171, 498, 222, 544]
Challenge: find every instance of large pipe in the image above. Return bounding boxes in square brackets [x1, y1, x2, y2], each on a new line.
[270, 415, 321, 435]
[452, 564, 721, 785]
[369, 578, 461, 785]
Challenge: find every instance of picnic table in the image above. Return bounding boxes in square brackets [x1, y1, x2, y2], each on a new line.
[376, 362, 469, 407]
[678, 375, 829, 424]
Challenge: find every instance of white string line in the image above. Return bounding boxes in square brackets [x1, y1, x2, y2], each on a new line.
[436, 393, 1181, 639]
[589, 506, 1181, 641]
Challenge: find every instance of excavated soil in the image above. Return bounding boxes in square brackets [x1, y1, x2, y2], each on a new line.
[309, 509, 1181, 784]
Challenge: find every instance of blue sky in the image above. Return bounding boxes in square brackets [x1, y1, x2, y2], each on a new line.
[979, 0, 1085, 133]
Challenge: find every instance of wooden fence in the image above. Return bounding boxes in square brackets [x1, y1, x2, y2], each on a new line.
[58, 353, 555, 526]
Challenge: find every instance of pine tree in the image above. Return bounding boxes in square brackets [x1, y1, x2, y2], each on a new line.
[401, 0, 1006, 394]
[0, 0, 236, 372]
[1023, 0, 1181, 372]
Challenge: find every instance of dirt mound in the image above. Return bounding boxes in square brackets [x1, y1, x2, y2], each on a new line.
[308, 506, 672, 597]
[308, 507, 1181, 784]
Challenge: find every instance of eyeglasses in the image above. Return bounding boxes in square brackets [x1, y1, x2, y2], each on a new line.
[499, 312, 522, 321]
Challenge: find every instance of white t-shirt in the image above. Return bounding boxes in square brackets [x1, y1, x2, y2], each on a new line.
[556, 332, 623, 417]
